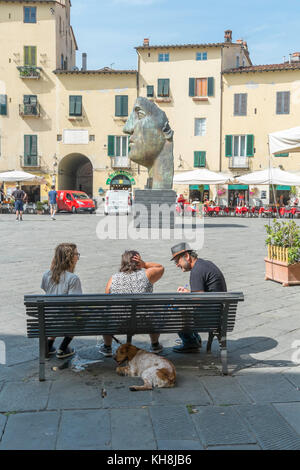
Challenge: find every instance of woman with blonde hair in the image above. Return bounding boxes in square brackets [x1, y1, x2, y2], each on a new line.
[41, 243, 82, 358]
[99, 250, 164, 357]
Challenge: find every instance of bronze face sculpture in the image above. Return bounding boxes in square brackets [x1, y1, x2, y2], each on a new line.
[123, 97, 174, 189]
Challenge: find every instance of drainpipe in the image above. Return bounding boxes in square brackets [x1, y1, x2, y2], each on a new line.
[219, 46, 224, 172]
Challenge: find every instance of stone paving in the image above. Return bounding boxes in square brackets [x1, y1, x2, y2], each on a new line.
[1, 212, 300, 450]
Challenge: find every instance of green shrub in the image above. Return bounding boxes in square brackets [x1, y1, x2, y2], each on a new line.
[265, 219, 300, 264]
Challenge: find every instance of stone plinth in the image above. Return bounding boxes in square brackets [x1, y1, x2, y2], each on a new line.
[133, 189, 176, 228]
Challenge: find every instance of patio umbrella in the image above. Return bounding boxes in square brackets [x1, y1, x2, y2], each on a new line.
[233, 167, 300, 186]
[173, 169, 231, 185]
[0, 170, 45, 184]
[269, 127, 300, 155]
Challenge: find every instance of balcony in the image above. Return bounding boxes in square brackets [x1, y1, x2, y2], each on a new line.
[228, 156, 250, 169]
[17, 66, 42, 79]
[20, 155, 41, 168]
[111, 157, 131, 169]
[19, 103, 40, 117]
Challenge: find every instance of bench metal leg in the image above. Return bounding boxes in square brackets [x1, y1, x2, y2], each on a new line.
[39, 335, 46, 381]
[206, 332, 214, 352]
[126, 335, 132, 344]
[219, 336, 228, 375]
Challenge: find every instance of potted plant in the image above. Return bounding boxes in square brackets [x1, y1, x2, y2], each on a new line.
[265, 219, 300, 286]
[36, 201, 44, 215]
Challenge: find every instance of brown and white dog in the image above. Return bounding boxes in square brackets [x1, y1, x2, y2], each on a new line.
[114, 343, 176, 392]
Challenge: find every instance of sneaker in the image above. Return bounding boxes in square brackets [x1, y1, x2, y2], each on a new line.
[56, 347, 75, 359]
[45, 346, 57, 360]
[175, 336, 202, 348]
[172, 343, 200, 353]
[98, 344, 113, 357]
[150, 342, 163, 354]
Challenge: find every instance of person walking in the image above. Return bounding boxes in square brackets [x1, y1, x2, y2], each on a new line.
[170, 242, 227, 353]
[48, 185, 58, 220]
[100, 250, 165, 357]
[41, 243, 82, 358]
[12, 185, 26, 221]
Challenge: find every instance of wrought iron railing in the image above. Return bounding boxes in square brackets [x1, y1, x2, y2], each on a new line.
[17, 66, 42, 79]
[19, 103, 40, 117]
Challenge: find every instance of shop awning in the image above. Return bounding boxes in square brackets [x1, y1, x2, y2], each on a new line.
[276, 185, 291, 190]
[269, 127, 300, 155]
[228, 184, 249, 190]
[189, 185, 210, 190]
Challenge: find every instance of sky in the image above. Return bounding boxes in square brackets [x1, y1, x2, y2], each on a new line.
[71, 0, 300, 71]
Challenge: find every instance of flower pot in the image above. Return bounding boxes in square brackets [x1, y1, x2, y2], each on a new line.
[265, 257, 300, 287]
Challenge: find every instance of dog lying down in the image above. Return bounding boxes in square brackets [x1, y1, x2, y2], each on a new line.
[114, 343, 176, 392]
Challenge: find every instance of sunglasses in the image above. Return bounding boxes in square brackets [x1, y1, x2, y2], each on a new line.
[74, 252, 80, 259]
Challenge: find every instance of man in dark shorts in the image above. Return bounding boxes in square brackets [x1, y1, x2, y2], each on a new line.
[12, 185, 26, 221]
[48, 185, 58, 220]
[170, 242, 227, 353]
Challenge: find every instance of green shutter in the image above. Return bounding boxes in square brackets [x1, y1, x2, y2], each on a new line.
[246, 134, 254, 156]
[199, 151, 206, 167]
[24, 46, 36, 66]
[0, 95, 7, 115]
[108, 135, 115, 157]
[75, 96, 82, 116]
[147, 85, 154, 97]
[115, 96, 121, 116]
[69, 96, 76, 115]
[207, 77, 214, 96]
[157, 79, 164, 97]
[225, 135, 233, 157]
[275, 153, 289, 157]
[189, 78, 195, 97]
[121, 95, 128, 116]
[194, 151, 200, 167]
[24, 135, 30, 157]
[164, 79, 170, 97]
[31, 135, 37, 156]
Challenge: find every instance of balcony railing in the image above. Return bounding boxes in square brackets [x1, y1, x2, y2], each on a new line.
[19, 103, 41, 117]
[228, 156, 250, 169]
[20, 155, 41, 168]
[111, 157, 131, 169]
[17, 66, 42, 79]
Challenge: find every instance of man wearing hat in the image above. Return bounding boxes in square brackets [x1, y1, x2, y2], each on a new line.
[170, 242, 227, 353]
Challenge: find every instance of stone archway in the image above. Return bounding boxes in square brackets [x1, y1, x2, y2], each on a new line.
[58, 153, 93, 197]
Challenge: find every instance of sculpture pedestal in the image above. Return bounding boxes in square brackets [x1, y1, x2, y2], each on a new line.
[133, 189, 176, 229]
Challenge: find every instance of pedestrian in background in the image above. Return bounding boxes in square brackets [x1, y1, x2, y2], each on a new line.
[12, 185, 26, 221]
[48, 185, 58, 220]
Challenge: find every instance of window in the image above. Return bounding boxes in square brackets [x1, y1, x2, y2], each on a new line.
[147, 85, 154, 97]
[189, 77, 214, 97]
[225, 134, 254, 157]
[69, 96, 82, 116]
[196, 52, 207, 60]
[24, 135, 38, 165]
[24, 7, 36, 23]
[158, 53, 169, 62]
[234, 93, 247, 116]
[115, 95, 128, 117]
[276, 91, 290, 114]
[23, 95, 38, 115]
[107, 135, 129, 157]
[0, 95, 7, 115]
[157, 79, 170, 97]
[194, 151, 206, 167]
[194, 118, 206, 136]
[89, 135, 95, 142]
[24, 46, 36, 66]
[57, 135, 62, 142]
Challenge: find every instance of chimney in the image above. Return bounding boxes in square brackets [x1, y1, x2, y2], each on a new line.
[224, 30, 232, 43]
[143, 38, 149, 47]
[291, 52, 300, 62]
[82, 53, 87, 71]
[236, 39, 243, 45]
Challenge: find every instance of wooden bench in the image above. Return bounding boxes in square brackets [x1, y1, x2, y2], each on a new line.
[25, 292, 244, 381]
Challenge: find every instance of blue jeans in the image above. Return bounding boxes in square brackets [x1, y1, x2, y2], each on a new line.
[178, 331, 201, 346]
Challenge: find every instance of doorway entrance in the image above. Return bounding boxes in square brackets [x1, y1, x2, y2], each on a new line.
[58, 154, 93, 197]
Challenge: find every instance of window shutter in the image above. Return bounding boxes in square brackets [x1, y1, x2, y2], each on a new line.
[147, 85, 154, 97]
[207, 77, 214, 96]
[30, 95, 37, 105]
[276, 92, 282, 114]
[115, 96, 122, 116]
[194, 151, 200, 167]
[30, 46, 36, 66]
[24, 7, 30, 22]
[234, 94, 240, 115]
[69, 96, 76, 115]
[0, 95, 7, 115]
[23, 95, 30, 104]
[164, 79, 170, 97]
[157, 79, 163, 96]
[31, 7, 36, 23]
[31, 135, 37, 156]
[199, 151, 206, 167]
[246, 134, 254, 156]
[225, 135, 232, 157]
[283, 91, 290, 114]
[241, 93, 247, 115]
[275, 153, 289, 157]
[24, 135, 30, 157]
[121, 95, 128, 116]
[108, 135, 115, 156]
[189, 78, 195, 97]
[75, 96, 82, 116]
[24, 46, 29, 66]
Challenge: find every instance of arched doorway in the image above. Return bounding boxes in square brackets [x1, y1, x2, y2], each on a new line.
[58, 153, 93, 197]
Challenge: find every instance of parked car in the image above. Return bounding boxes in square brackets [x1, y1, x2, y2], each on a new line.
[104, 190, 132, 215]
[57, 190, 95, 213]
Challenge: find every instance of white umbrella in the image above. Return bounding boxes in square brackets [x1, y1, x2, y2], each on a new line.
[173, 169, 231, 185]
[269, 127, 300, 155]
[0, 170, 44, 184]
[234, 167, 300, 186]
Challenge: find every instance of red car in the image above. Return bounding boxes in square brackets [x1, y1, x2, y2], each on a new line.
[56, 190, 95, 214]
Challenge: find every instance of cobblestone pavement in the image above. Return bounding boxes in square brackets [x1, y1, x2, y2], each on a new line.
[1, 213, 300, 450]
